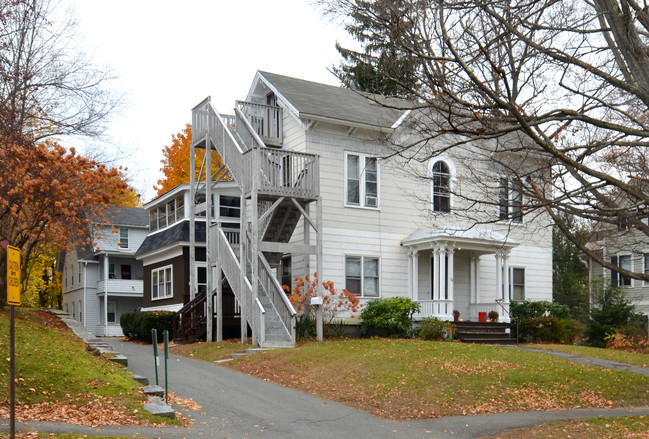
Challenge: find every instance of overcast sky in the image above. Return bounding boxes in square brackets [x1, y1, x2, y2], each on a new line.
[62, 0, 353, 202]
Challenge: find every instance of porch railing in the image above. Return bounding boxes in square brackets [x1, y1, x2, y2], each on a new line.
[414, 299, 453, 319]
[470, 302, 510, 322]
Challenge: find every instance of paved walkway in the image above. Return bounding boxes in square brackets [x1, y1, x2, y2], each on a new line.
[3, 336, 649, 438]
[514, 345, 649, 376]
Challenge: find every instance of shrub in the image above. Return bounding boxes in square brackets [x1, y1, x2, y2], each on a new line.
[586, 282, 642, 347]
[288, 273, 362, 327]
[419, 317, 456, 341]
[509, 301, 572, 320]
[120, 311, 174, 343]
[605, 331, 649, 354]
[360, 297, 420, 336]
[295, 314, 316, 341]
[509, 300, 578, 342]
[518, 316, 579, 343]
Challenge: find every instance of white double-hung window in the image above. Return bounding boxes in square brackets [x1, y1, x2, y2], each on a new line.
[345, 152, 379, 208]
[345, 256, 380, 297]
[152, 265, 173, 300]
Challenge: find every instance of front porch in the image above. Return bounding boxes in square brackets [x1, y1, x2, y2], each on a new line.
[403, 227, 518, 323]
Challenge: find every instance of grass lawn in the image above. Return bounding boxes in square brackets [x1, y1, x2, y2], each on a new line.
[482, 415, 649, 438]
[169, 339, 251, 361]
[0, 308, 171, 427]
[526, 343, 649, 368]
[198, 338, 649, 420]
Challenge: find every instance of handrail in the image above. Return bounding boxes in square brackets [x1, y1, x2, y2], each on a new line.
[254, 297, 266, 345]
[258, 251, 296, 342]
[173, 291, 207, 341]
[495, 298, 517, 343]
[236, 100, 283, 146]
[192, 98, 319, 200]
[214, 225, 258, 339]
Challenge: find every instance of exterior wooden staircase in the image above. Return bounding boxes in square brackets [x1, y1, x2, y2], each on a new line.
[189, 97, 321, 348]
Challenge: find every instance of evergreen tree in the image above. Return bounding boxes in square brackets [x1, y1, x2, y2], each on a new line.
[552, 224, 590, 320]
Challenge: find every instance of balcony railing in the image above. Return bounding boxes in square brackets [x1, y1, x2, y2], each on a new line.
[236, 101, 283, 147]
[192, 99, 319, 200]
[97, 279, 143, 296]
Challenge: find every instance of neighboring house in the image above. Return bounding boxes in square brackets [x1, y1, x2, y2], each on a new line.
[185, 71, 553, 347]
[59, 206, 149, 336]
[588, 217, 649, 317]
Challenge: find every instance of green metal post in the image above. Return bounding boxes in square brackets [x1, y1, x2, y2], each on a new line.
[163, 330, 169, 403]
[152, 329, 159, 386]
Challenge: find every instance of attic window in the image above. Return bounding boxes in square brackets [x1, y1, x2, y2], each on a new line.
[119, 227, 128, 248]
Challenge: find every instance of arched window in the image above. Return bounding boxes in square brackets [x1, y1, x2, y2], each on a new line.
[432, 161, 451, 212]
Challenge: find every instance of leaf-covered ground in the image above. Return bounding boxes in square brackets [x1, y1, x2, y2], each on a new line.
[221, 338, 649, 420]
[0, 309, 173, 427]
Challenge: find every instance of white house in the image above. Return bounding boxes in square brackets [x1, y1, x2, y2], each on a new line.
[588, 217, 649, 316]
[59, 206, 149, 336]
[183, 71, 553, 347]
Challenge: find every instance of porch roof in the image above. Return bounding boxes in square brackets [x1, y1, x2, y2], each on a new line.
[402, 226, 519, 252]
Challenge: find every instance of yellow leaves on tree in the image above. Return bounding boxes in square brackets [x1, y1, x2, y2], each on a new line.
[0, 139, 131, 306]
[154, 124, 229, 197]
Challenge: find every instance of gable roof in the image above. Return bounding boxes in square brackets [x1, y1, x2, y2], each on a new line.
[102, 206, 149, 228]
[257, 71, 410, 130]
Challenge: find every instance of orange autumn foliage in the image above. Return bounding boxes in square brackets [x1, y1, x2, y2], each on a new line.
[0, 139, 131, 306]
[287, 273, 362, 325]
[154, 124, 229, 196]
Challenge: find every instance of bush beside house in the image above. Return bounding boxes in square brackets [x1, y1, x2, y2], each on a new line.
[360, 297, 420, 337]
[120, 311, 174, 343]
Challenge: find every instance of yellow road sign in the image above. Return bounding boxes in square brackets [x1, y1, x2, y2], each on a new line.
[7, 246, 20, 306]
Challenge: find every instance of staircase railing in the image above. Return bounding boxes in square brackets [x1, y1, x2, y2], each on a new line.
[236, 100, 283, 146]
[193, 99, 319, 200]
[173, 291, 207, 342]
[214, 225, 260, 340]
[258, 251, 296, 342]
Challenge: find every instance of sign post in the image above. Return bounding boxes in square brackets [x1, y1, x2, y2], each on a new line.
[7, 245, 20, 439]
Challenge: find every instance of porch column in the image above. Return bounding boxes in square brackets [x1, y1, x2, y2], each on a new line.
[409, 249, 419, 301]
[432, 246, 440, 302]
[495, 252, 502, 302]
[447, 245, 455, 303]
[470, 256, 477, 304]
[439, 245, 447, 301]
[503, 250, 510, 302]
[103, 255, 109, 336]
[475, 256, 481, 303]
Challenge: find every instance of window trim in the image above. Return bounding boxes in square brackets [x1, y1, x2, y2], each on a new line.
[611, 254, 632, 288]
[107, 301, 116, 324]
[509, 266, 526, 302]
[344, 255, 380, 298]
[151, 265, 173, 301]
[498, 177, 524, 224]
[119, 227, 129, 249]
[429, 158, 456, 214]
[344, 151, 380, 209]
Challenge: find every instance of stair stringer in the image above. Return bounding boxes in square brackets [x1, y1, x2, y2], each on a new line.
[213, 225, 295, 348]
